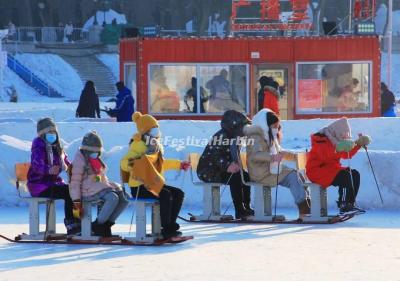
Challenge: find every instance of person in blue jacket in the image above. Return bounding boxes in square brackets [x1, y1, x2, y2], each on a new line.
[108, 82, 135, 122]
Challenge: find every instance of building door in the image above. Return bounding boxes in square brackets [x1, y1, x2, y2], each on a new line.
[254, 64, 293, 120]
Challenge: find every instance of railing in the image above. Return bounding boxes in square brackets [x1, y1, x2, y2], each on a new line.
[6, 27, 89, 44]
[7, 54, 63, 97]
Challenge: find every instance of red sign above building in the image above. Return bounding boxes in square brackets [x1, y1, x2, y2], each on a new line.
[231, 0, 311, 32]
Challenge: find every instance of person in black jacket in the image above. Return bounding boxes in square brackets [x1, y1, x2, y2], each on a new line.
[197, 110, 253, 220]
[381, 82, 397, 117]
[76, 81, 100, 118]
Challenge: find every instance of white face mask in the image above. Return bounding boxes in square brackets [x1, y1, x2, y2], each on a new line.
[89, 152, 99, 159]
[271, 128, 279, 137]
[148, 127, 160, 138]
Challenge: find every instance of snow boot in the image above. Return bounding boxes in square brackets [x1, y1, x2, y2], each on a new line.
[243, 186, 254, 216]
[339, 202, 365, 215]
[91, 220, 106, 237]
[161, 224, 182, 240]
[64, 218, 80, 235]
[297, 199, 311, 219]
[103, 221, 115, 238]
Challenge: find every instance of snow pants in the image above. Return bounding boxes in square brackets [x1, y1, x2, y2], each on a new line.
[331, 168, 360, 204]
[278, 171, 309, 204]
[83, 188, 129, 224]
[38, 184, 74, 220]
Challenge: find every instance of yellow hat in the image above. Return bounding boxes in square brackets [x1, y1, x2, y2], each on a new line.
[132, 112, 159, 135]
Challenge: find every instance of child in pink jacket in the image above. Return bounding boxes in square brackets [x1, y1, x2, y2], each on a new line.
[69, 131, 128, 237]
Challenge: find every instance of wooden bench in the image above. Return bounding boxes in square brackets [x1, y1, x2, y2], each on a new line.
[15, 163, 63, 240]
[188, 153, 233, 221]
[120, 170, 162, 243]
[296, 152, 329, 222]
[238, 154, 285, 222]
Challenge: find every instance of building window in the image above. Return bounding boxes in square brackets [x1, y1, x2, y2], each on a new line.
[124, 63, 136, 109]
[148, 64, 248, 114]
[296, 62, 372, 114]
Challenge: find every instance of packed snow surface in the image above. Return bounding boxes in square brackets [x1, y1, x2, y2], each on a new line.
[0, 208, 399, 281]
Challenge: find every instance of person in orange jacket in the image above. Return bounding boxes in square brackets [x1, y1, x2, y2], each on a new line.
[306, 117, 371, 214]
[258, 76, 280, 114]
[120, 112, 190, 239]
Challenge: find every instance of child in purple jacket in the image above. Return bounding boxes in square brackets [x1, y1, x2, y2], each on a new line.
[27, 118, 80, 235]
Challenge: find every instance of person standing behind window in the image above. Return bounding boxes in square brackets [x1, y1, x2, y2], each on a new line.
[76, 81, 100, 118]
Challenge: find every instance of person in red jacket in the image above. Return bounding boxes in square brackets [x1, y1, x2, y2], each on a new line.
[258, 76, 280, 115]
[306, 117, 371, 214]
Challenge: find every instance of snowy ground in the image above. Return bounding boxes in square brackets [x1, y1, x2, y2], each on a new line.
[0, 206, 399, 281]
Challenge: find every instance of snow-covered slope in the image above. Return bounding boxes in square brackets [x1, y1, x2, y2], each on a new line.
[0, 104, 399, 210]
[0, 67, 54, 102]
[96, 53, 119, 81]
[14, 54, 83, 99]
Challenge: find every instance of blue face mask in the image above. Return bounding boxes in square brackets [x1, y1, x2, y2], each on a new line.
[45, 133, 57, 144]
[89, 152, 99, 159]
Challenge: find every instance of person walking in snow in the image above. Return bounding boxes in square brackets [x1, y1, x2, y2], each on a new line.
[306, 117, 371, 214]
[381, 82, 397, 117]
[197, 110, 253, 220]
[107, 81, 135, 122]
[27, 118, 80, 235]
[243, 109, 311, 219]
[120, 112, 190, 239]
[69, 131, 129, 237]
[76, 81, 100, 118]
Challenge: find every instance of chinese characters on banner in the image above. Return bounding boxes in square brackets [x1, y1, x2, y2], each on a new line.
[231, 0, 311, 31]
[298, 79, 322, 111]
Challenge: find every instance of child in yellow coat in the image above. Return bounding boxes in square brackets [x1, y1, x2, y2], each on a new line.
[121, 112, 190, 239]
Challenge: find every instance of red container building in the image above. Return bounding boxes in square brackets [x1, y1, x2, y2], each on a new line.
[120, 36, 380, 120]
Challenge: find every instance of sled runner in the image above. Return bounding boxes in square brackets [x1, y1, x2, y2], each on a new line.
[0, 234, 193, 246]
[179, 213, 355, 225]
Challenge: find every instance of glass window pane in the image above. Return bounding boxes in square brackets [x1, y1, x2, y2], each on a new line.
[149, 65, 196, 114]
[297, 62, 371, 114]
[124, 64, 136, 109]
[200, 65, 247, 113]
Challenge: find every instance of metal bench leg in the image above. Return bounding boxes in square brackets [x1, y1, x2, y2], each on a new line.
[72, 201, 99, 241]
[47, 200, 56, 234]
[28, 200, 40, 236]
[252, 185, 285, 222]
[303, 184, 329, 222]
[135, 201, 147, 242]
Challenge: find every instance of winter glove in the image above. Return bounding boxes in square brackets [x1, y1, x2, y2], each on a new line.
[227, 162, 240, 173]
[336, 139, 355, 152]
[355, 134, 371, 147]
[180, 161, 191, 171]
[72, 200, 83, 219]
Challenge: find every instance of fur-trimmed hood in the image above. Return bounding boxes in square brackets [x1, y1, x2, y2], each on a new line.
[263, 85, 280, 97]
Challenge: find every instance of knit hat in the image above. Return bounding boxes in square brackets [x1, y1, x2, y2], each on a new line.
[319, 117, 352, 145]
[132, 112, 158, 134]
[80, 131, 103, 152]
[37, 117, 57, 136]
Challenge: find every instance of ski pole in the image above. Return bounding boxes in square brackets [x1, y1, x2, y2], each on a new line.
[364, 147, 384, 204]
[128, 186, 141, 236]
[273, 160, 280, 221]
